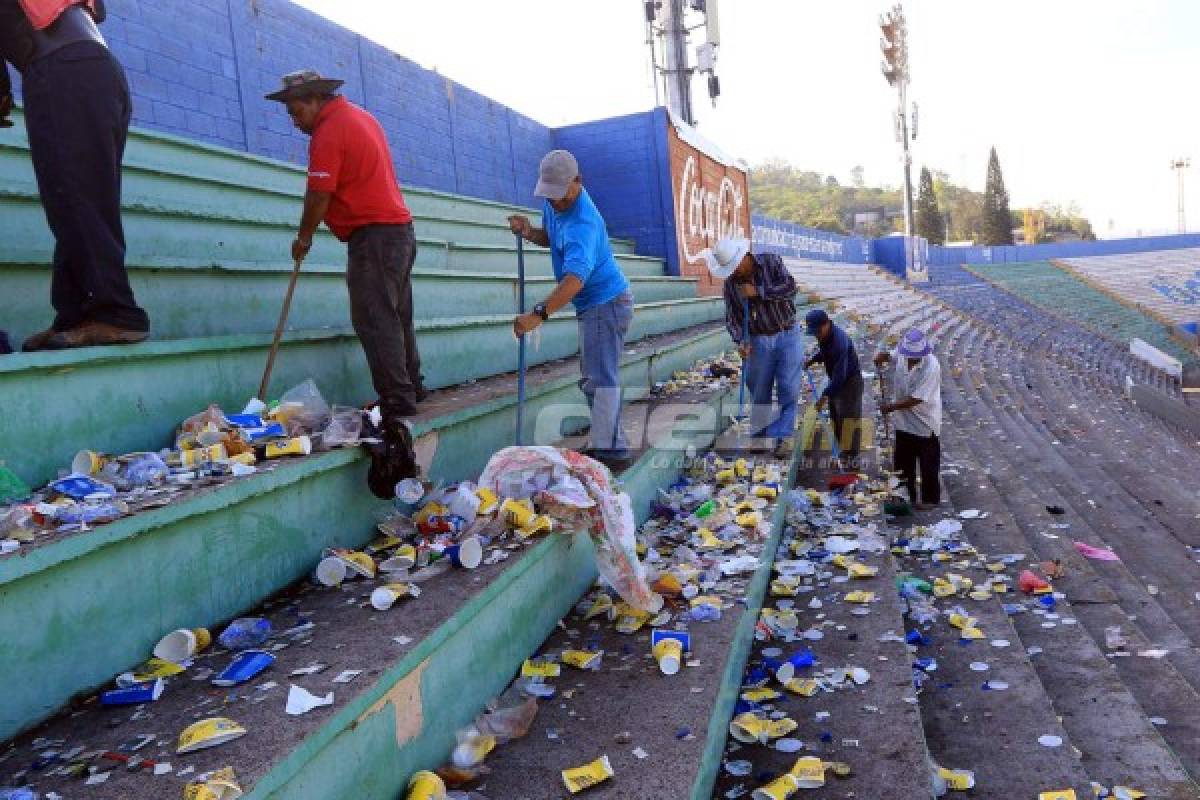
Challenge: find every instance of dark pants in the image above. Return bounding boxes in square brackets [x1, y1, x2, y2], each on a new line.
[23, 41, 148, 332]
[828, 372, 864, 460]
[895, 429, 941, 505]
[347, 223, 420, 412]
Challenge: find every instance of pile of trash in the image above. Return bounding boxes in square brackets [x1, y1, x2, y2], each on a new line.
[718, 476, 896, 799]
[415, 450, 790, 798]
[0, 379, 366, 555]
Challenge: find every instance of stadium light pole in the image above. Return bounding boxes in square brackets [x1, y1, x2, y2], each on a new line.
[1171, 157, 1191, 234]
[880, 4, 919, 277]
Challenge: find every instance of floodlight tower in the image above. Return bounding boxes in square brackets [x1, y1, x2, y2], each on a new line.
[645, 0, 721, 126]
[1171, 157, 1191, 233]
[880, 5, 918, 267]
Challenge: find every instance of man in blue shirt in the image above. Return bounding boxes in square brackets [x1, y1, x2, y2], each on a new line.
[509, 150, 634, 469]
[804, 308, 864, 464]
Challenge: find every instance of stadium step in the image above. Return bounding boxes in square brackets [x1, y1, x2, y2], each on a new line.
[1, 296, 723, 489]
[1, 371, 739, 799]
[0, 262, 695, 345]
[938, 320, 1200, 793]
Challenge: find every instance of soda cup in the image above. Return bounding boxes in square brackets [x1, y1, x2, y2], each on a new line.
[371, 583, 421, 611]
[406, 769, 447, 800]
[444, 536, 483, 569]
[71, 450, 111, 476]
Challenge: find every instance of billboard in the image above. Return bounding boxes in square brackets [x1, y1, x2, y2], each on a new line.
[667, 115, 750, 295]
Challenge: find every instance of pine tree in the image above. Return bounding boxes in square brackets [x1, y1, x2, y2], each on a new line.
[981, 147, 1014, 245]
[915, 167, 945, 245]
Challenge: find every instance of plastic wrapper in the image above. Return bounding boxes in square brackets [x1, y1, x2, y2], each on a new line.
[179, 404, 226, 436]
[475, 688, 538, 743]
[478, 446, 662, 613]
[278, 379, 330, 434]
[123, 453, 169, 487]
[322, 406, 364, 448]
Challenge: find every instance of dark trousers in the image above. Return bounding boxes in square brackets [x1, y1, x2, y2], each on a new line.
[895, 429, 941, 505]
[828, 372, 864, 460]
[23, 41, 148, 332]
[347, 223, 421, 411]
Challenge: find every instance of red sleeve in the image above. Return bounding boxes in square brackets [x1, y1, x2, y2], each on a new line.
[307, 127, 342, 193]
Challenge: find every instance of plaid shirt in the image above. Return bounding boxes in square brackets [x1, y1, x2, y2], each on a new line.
[723, 253, 797, 343]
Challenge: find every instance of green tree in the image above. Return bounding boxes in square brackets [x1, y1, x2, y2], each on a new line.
[982, 147, 1014, 245]
[915, 167, 945, 244]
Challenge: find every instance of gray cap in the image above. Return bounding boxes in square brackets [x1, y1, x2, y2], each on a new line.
[533, 150, 580, 200]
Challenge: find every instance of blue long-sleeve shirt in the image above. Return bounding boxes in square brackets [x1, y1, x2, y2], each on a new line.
[814, 323, 860, 399]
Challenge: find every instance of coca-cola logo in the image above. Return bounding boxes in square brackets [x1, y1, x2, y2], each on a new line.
[677, 154, 747, 266]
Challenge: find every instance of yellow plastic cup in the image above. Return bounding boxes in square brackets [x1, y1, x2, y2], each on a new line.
[405, 769, 447, 800]
[475, 487, 499, 515]
[371, 583, 419, 611]
[561, 755, 614, 794]
[71, 450, 110, 476]
[653, 637, 683, 675]
[501, 498, 535, 528]
[192, 627, 212, 653]
[182, 444, 227, 468]
[790, 756, 826, 788]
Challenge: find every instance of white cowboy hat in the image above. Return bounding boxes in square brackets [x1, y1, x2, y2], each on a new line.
[703, 237, 750, 280]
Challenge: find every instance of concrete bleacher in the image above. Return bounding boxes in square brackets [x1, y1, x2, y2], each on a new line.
[776, 258, 1200, 797]
[0, 106, 736, 798]
[960, 260, 1195, 364]
[1058, 248, 1200, 326]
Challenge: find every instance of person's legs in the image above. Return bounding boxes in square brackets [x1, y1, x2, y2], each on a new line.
[393, 225, 426, 400]
[894, 430, 919, 504]
[347, 226, 417, 415]
[744, 332, 779, 439]
[833, 373, 864, 461]
[579, 292, 634, 455]
[919, 433, 942, 505]
[24, 43, 148, 338]
[765, 329, 803, 439]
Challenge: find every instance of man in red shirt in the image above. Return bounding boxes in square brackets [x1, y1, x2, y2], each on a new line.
[0, 0, 150, 349]
[267, 69, 421, 495]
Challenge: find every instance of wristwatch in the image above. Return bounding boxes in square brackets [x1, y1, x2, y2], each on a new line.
[533, 302, 549, 321]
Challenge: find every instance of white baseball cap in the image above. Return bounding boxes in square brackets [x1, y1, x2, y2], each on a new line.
[533, 150, 580, 200]
[703, 237, 751, 280]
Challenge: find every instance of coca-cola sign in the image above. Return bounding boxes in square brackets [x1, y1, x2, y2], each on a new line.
[667, 120, 750, 294]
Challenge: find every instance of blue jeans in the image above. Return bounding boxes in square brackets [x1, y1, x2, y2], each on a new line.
[578, 291, 635, 456]
[744, 327, 804, 439]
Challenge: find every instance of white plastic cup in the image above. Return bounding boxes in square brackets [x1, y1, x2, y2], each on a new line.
[370, 583, 416, 611]
[153, 628, 198, 664]
[314, 556, 348, 587]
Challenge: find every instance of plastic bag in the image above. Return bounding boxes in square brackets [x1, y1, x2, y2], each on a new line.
[277, 379, 330, 434]
[180, 404, 226, 436]
[124, 453, 169, 487]
[322, 406, 364, 448]
[476, 688, 538, 743]
[477, 447, 662, 613]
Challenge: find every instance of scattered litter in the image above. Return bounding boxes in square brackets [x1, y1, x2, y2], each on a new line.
[1038, 734, 1064, 748]
[285, 685, 334, 716]
[1073, 541, 1120, 561]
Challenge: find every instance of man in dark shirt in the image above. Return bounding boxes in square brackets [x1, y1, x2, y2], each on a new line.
[0, 0, 150, 350]
[804, 308, 864, 464]
[707, 237, 801, 457]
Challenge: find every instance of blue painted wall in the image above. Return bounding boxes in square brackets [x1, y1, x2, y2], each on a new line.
[8, 0, 554, 209]
[925, 234, 1200, 267]
[750, 215, 873, 265]
[555, 109, 677, 270]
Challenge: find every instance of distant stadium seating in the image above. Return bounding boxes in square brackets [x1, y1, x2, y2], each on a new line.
[1057, 248, 1200, 325]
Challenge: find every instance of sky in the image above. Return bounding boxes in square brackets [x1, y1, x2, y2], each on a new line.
[294, 0, 1199, 238]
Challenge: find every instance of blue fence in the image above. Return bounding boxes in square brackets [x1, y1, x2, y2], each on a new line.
[750, 215, 873, 264]
[925, 234, 1200, 266]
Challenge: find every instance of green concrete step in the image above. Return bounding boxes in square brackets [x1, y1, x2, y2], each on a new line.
[0, 324, 729, 743]
[0, 296, 724, 488]
[0, 261, 695, 344]
[0, 189, 662, 280]
[0, 112, 639, 256]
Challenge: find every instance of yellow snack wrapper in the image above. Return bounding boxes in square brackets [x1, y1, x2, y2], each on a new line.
[784, 678, 819, 697]
[131, 657, 186, 683]
[844, 591, 875, 604]
[715, 468, 736, 484]
[847, 562, 878, 579]
[736, 511, 763, 528]
[177, 718, 247, 754]
[741, 687, 783, 703]
[948, 613, 977, 630]
[734, 458, 750, 477]
[789, 756, 826, 788]
[614, 603, 652, 634]
[474, 487, 499, 515]
[516, 514, 553, 540]
[183, 767, 242, 800]
[406, 769, 447, 800]
[960, 626, 985, 640]
[752, 485, 778, 499]
[1038, 792, 1077, 800]
[561, 755, 614, 794]
[937, 766, 976, 791]
[500, 498, 535, 528]
[561, 650, 603, 670]
[583, 593, 614, 621]
[521, 659, 561, 678]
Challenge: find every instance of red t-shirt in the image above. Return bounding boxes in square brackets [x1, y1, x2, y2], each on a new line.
[307, 97, 413, 241]
[19, 0, 97, 30]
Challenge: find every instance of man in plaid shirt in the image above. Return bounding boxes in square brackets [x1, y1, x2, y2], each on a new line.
[706, 237, 801, 458]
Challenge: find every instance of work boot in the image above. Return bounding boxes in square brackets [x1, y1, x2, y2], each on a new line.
[21, 326, 59, 352]
[47, 321, 148, 349]
[366, 406, 419, 499]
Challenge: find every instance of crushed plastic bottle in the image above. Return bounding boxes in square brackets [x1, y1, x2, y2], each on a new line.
[217, 617, 272, 650]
